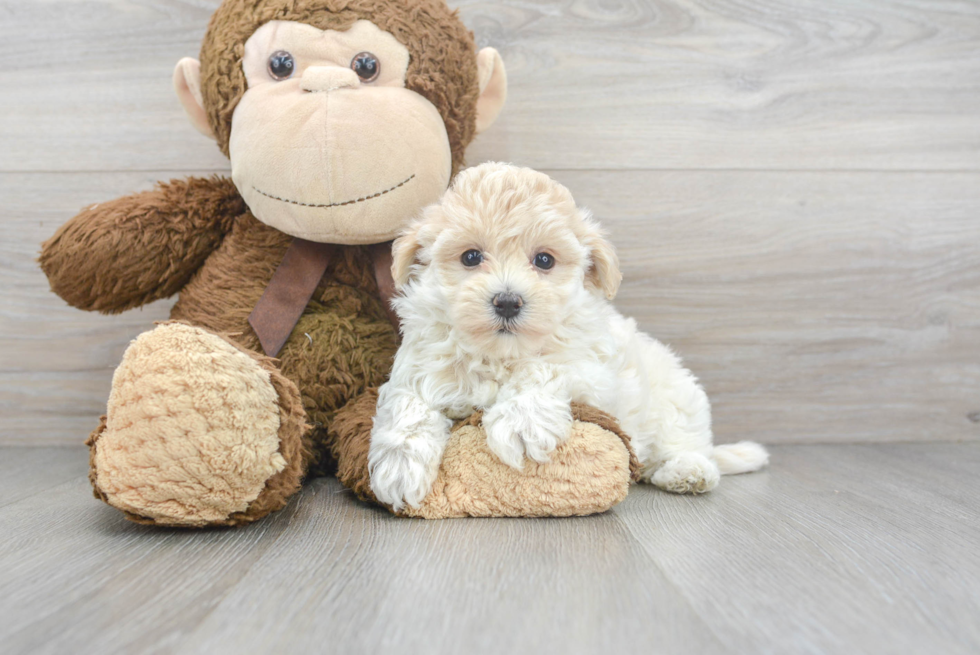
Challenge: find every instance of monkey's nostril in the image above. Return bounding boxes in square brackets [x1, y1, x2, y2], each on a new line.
[492, 292, 523, 319]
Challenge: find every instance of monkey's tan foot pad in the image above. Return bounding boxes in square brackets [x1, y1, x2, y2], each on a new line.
[86, 322, 309, 527]
[332, 391, 641, 519]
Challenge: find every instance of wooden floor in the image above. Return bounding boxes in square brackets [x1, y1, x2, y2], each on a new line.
[1, 444, 978, 655]
[2, 1, 979, 653]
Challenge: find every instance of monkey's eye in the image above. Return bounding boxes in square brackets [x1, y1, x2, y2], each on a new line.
[461, 250, 483, 267]
[268, 51, 295, 80]
[533, 252, 555, 270]
[351, 52, 380, 82]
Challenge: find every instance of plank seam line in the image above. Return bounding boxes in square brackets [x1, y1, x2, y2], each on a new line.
[609, 510, 732, 650]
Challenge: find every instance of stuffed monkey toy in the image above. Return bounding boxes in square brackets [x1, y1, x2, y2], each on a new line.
[39, 0, 638, 527]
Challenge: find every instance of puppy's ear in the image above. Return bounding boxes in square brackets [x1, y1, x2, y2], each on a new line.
[391, 220, 425, 289]
[581, 217, 622, 300]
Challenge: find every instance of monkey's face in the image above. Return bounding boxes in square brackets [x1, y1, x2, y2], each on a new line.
[175, 9, 507, 245]
[222, 20, 450, 244]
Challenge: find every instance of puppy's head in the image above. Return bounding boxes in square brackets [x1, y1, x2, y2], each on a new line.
[392, 162, 621, 358]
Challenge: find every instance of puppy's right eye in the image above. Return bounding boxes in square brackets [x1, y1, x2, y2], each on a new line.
[461, 250, 483, 267]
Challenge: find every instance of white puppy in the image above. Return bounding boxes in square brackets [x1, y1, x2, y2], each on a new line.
[369, 163, 768, 511]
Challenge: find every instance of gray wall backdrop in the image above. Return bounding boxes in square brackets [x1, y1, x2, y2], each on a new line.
[2, 0, 978, 445]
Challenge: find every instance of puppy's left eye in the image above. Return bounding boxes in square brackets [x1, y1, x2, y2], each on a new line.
[533, 252, 555, 270]
[461, 249, 483, 267]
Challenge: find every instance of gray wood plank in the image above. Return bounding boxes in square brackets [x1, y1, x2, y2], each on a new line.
[560, 169, 980, 445]
[179, 482, 725, 655]
[0, 0, 229, 173]
[0, 444, 978, 654]
[5, 170, 978, 445]
[0, 468, 723, 655]
[0, 468, 308, 655]
[2, 172, 180, 445]
[0, 446, 89, 508]
[615, 443, 980, 654]
[1, 0, 979, 172]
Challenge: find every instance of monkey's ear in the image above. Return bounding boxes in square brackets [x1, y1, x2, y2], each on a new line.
[173, 58, 216, 140]
[391, 221, 426, 289]
[475, 48, 507, 134]
[582, 217, 622, 300]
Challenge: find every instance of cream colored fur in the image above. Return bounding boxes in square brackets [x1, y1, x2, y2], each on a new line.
[369, 163, 769, 511]
[404, 419, 632, 518]
[93, 323, 286, 526]
[475, 48, 506, 133]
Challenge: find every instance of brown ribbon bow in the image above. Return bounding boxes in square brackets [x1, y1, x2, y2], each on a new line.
[248, 239, 399, 358]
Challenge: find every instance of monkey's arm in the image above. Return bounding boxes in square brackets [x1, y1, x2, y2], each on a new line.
[40, 176, 245, 314]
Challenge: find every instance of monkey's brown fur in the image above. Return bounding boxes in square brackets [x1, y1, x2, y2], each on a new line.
[43, 176, 401, 525]
[39, 0, 634, 526]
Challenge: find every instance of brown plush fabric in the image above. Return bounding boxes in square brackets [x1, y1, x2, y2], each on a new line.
[224, 341, 313, 525]
[199, 0, 480, 174]
[85, 323, 313, 527]
[248, 240, 338, 357]
[333, 390, 639, 518]
[85, 351, 311, 527]
[67, 203, 633, 523]
[42, 0, 633, 527]
[565, 403, 643, 482]
[40, 176, 244, 314]
[330, 389, 381, 502]
[169, 211, 401, 476]
[409, 420, 630, 518]
[62, 197, 399, 525]
[87, 416, 166, 527]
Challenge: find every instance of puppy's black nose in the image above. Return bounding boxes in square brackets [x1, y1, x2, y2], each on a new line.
[492, 292, 523, 319]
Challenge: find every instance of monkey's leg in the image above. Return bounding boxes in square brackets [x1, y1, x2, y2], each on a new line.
[86, 322, 310, 527]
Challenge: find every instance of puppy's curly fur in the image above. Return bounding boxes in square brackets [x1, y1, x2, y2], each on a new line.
[369, 163, 768, 510]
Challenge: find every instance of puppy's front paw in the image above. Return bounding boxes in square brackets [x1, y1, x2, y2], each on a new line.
[484, 412, 527, 469]
[484, 395, 573, 469]
[369, 427, 447, 511]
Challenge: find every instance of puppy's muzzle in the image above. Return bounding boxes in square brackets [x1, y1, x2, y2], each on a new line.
[492, 292, 523, 319]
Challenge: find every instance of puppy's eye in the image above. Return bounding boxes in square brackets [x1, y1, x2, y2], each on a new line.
[533, 252, 555, 270]
[268, 51, 295, 80]
[461, 250, 483, 267]
[351, 52, 380, 82]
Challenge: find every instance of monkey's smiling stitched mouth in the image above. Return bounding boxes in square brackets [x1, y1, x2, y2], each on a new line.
[252, 174, 415, 208]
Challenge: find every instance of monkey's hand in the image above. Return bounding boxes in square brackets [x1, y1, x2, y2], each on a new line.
[39, 176, 244, 314]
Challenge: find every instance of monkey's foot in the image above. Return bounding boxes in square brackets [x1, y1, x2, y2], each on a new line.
[332, 392, 640, 518]
[87, 322, 309, 527]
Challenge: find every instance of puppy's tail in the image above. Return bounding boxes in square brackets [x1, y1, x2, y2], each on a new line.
[713, 441, 769, 475]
